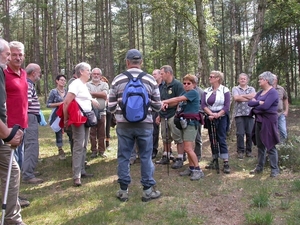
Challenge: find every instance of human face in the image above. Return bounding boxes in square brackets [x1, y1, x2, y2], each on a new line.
[0, 44, 11, 69]
[238, 75, 248, 86]
[152, 70, 161, 82]
[80, 67, 91, 82]
[57, 77, 66, 87]
[258, 77, 268, 88]
[209, 73, 219, 85]
[183, 80, 195, 91]
[9, 47, 24, 69]
[160, 69, 169, 82]
[91, 70, 101, 82]
[34, 68, 42, 82]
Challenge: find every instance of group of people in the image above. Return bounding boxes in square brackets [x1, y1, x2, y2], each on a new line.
[108, 49, 288, 202]
[0, 41, 289, 224]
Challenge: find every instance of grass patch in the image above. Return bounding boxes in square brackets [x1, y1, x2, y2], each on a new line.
[245, 210, 274, 225]
[252, 187, 270, 208]
[291, 180, 300, 192]
[16, 108, 300, 224]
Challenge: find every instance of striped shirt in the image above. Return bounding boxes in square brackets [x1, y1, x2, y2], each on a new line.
[27, 79, 40, 115]
[108, 68, 161, 126]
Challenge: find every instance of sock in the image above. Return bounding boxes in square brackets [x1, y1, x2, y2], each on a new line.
[177, 154, 183, 159]
[189, 166, 195, 170]
[194, 166, 200, 170]
[120, 183, 128, 191]
[143, 186, 151, 191]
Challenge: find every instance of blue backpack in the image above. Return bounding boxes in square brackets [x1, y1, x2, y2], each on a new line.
[121, 71, 150, 123]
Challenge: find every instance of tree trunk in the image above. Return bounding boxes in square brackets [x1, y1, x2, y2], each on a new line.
[244, 0, 267, 77]
[194, 0, 210, 87]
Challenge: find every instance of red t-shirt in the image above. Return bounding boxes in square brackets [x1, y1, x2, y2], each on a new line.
[4, 65, 28, 128]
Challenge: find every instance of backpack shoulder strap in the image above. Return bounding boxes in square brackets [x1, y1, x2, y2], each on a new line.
[137, 72, 147, 79]
[123, 71, 133, 80]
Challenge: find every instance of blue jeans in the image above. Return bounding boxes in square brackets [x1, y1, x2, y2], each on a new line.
[278, 114, 287, 142]
[207, 116, 229, 159]
[55, 129, 63, 148]
[116, 127, 156, 188]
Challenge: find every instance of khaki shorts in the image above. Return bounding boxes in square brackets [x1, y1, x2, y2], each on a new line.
[160, 116, 183, 144]
[182, 125, 198, 142]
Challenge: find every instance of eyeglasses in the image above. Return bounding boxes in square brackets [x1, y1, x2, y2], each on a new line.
[59, 79, 66, 82]
[209, 76, 216, 79]
[183, 82, 192, 85]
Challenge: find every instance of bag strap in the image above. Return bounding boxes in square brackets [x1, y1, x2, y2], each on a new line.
[77, 102, 85, 115]
[123, 71, 147, 81]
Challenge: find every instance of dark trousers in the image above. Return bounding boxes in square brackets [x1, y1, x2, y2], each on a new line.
[152, 111, 159, 152]
[235, 116, 254, 153]
[255, 122, 279, 173]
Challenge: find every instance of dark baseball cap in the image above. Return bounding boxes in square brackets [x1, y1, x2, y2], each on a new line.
[125, 49, 142, 60]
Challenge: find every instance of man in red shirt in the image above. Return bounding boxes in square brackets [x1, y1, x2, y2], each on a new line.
[4, 41, 28, 167]
[4, 41, 30, 207]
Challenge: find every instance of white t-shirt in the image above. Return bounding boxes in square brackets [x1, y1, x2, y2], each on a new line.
[68, 78, 92, 112]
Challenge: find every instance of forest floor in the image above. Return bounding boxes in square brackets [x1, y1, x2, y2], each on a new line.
[20, 105, 300, 225]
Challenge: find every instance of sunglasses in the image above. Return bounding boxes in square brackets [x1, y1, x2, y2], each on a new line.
[183, 82, 192, 85]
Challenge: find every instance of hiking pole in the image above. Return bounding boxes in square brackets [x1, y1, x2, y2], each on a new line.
[210, 120, 220, 174]
[165, 117, 169, 176]
[1, 147, 16, 224]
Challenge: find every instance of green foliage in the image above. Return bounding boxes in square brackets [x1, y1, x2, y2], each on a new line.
[252, 187, 270, 208]
[291, 180, 300, 192]
[245, 210, 274, 225]
[277, 138, 300, 172]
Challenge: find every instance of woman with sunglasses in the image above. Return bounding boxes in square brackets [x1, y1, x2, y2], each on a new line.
[202, 71, 231, 174]
[161, 74, 204, 180]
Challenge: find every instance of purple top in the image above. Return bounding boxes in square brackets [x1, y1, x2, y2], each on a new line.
[201, 85, 231, 113]
[248, 88, 279, 150]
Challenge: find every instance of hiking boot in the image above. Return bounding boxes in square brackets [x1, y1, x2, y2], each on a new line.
[190, 170, 205, 181]
[99, 153, 107, 158]
[155, 156, 169, 164]
[91, 152, 98, 158]
[179, 168, 192, 176]
[246, 152, 253, 157]
[270, 171, 279, 177]
[116, 189, 128, 202]
[73, 178, 81, 187]
[223, 161, 230, 174]
[250, 167, 263, 175]
[237, 152, 244, 159]
[22, 177, 44, 184]
[171, 158, 183, 169]
[142, 186, 161, 202]
[58, 148, 66, 160]
[205, 161, 216, 169]
[18, 197, 30, 208]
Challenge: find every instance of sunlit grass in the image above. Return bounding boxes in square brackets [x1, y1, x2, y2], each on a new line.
[17, 108, 300, 225]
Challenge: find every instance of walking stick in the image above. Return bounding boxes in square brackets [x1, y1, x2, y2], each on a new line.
[1, 149, 15, 224]
[210, 120, 220, 174]
[165, 117, 170, 176]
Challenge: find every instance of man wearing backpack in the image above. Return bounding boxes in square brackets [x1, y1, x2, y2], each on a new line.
[108, 49, 162, 202]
